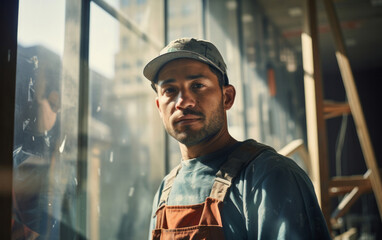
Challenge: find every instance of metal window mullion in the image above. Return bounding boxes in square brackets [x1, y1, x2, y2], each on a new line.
[202, 0, 207, 39]
[164, 0, 170, 174]
[92, 0, 161, 51]
[77, 0, 91, 236]
[236, 0, 249, 139]
[0, 0, 19, 238]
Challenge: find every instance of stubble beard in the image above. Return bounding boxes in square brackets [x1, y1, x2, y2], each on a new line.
[167, 104, 225, 147]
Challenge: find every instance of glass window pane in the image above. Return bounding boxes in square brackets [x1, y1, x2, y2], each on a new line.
[167, 0, 203, 41]
[88, 1, 164, 239]
[166, 0, 203, 169]
[206, 0, 305, 153]
[206, 0, 245, 141]
[13, 0, 82, 238]
[239, 0, 266, 143]
[239, 0, 305, 150]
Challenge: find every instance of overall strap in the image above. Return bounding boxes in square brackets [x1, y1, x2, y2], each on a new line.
[210, 140, 275, 201]
[158, 164, 182, 207]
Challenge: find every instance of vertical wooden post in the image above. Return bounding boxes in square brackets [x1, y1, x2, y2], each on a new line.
[322, 0, 382, 220]
[301, 0, 331, 228]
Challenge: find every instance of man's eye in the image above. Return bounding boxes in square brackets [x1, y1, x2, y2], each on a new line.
[163, 87, 176, 94]
[192, 83, 204, 89]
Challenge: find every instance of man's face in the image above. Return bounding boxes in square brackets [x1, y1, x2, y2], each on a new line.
[155, 58, 229, 147]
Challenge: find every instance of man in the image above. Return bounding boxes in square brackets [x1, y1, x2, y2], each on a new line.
[143, 38, 331, 240]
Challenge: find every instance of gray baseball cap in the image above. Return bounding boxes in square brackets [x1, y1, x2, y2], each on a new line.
[143, 38, 228, 85]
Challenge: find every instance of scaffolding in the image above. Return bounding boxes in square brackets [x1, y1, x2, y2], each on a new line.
[300, 0, 382, 236]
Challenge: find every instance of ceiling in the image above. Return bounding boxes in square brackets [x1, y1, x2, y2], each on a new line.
[257, 0, 382, 74]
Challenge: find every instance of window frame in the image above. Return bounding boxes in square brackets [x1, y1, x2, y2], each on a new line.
[0, 1, 19, 239]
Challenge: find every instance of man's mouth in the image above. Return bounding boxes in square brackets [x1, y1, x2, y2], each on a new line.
[173, 108, 205, 126]
[175, 115, 203, 124]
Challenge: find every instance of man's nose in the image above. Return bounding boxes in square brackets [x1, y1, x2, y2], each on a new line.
[175, 89, 196, 110]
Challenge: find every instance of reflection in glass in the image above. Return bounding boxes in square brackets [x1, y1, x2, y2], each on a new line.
[13, 45, 63, 240]
[13, 0, 82, 239]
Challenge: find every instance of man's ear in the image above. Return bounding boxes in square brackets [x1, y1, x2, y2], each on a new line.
[223, 84, 236, 110]
[155, 97, 163, 118]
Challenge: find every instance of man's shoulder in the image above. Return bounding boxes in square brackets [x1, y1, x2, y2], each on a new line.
[225, 139, 276, 167]
[236, 139, 301, 169]
[231, 139, 310, 184]
[249, 149, 302, 173]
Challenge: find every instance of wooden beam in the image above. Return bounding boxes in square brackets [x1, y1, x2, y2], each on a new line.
[322, 0, 382, 220]
[278, 139, 312, 178]
[323, 100, 351, 119]
[330, 175, 371, 188]
[333, 228, 357, 240]
[331, 186, 371, 221]
[302, 0, 331, 229]
[329, 175, 372, 197]
[330, 171, 373, 220]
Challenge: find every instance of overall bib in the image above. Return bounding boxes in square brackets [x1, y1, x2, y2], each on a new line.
[152, 140, 273, 240]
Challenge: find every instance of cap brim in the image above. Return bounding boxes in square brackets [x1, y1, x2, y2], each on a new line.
[143, 50, 223, 82]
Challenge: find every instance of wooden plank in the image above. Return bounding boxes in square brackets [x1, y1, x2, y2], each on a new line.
[329, 178, 372, 197]
[278, 139, 312, 177]
[301, 0, 331, 228]
[322, 0, 382, 220]
[330, 176, 371, 188]
[331, 186, 370, 220]
[330, 186, 360, 197]
[333, 228, 357, 240]
[331, 171, 372, 218]
[329, 184, 372, 197]
[278, 139, 305, 157]
[323, 100, 351, 119]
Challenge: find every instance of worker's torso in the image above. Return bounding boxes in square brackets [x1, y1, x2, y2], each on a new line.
[151, 140, 272, 240]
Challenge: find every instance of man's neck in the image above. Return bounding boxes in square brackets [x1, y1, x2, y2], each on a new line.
[179, 129, 238, 160]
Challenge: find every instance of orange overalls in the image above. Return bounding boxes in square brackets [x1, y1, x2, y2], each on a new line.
[151, 140, 272, 240]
